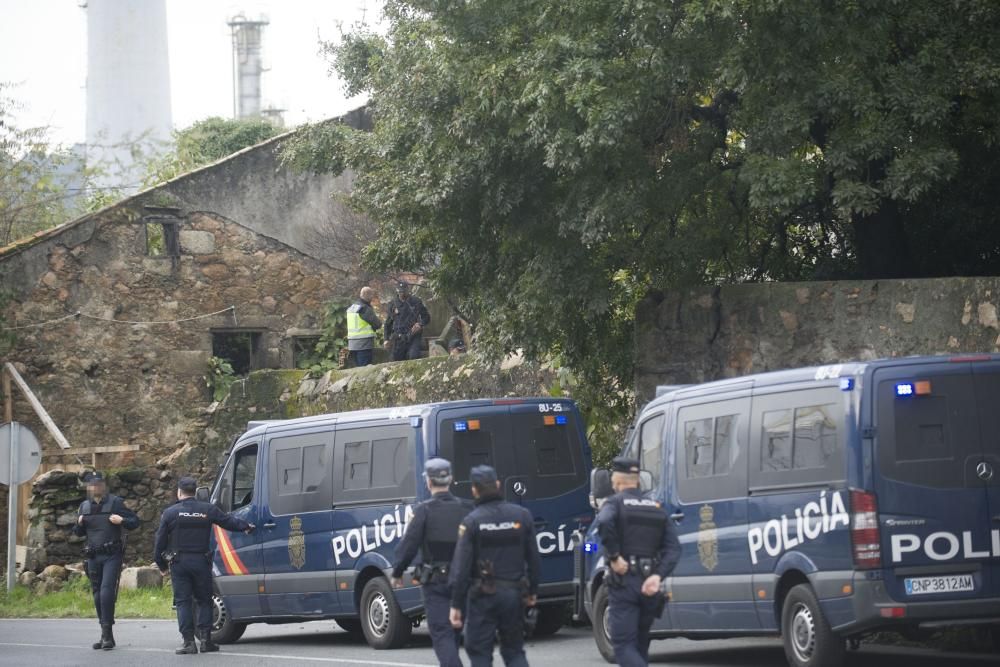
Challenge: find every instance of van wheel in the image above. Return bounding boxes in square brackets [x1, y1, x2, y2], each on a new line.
[532, 604, 567, 637]
[781, 584, 845, 667]
[360, 577, 412, 650]
[591, 583, 615, 663]
[336, 618, 364, 639]
[210, 593, 247, 644]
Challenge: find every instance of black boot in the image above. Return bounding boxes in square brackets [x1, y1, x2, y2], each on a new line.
[175, 639, 199, 655]
[100, 624, 115, 650]
[198, 631, 220, 653]
[92, 625, 104, 650]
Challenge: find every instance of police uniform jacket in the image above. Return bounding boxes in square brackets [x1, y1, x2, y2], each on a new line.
[384, 295, 431, 338]
[153, 498, 251, 571]
[448, 496, 541, 608]
[72, 495, 140, 548]
[391, 491, 472, 579]
[596, 487, 681, 579]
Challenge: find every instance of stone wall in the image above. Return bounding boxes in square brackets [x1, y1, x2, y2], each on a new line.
[635, 277, 1000, 402]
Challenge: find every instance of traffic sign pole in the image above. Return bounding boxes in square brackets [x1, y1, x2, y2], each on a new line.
[6, 421, 18, 592]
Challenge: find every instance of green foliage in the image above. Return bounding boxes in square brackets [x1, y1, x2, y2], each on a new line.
[0, 289, 15, 356]
[0, 578, 174, 619]
[204, 356, 237, 402]
[299, 301, 354, 377]
[288, 1, 1000, 421]
[144, 117, 282, 186]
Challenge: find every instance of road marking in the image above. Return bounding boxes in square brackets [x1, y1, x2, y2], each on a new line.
[0, 642, 435, 666]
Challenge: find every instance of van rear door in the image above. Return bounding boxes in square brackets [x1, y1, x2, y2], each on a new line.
[872, 362, 992, 603]
[970, 364, 1000, 599]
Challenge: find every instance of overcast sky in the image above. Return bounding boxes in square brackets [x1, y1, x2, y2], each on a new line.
[0, 0, 380, 146]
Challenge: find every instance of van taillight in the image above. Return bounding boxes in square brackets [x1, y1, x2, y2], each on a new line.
[850, 489, 881, 569]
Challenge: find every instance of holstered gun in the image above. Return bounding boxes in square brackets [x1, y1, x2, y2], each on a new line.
[475, 560, 496, 595]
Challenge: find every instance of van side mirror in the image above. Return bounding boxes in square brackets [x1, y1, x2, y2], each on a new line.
[590, 468, 613, 509]
[195, 486, 211, 502]
[639, 470, 653, 493]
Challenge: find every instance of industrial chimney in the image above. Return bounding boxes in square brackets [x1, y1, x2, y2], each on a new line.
[228, 15, 269, 119]
[85, 0, 173, 191]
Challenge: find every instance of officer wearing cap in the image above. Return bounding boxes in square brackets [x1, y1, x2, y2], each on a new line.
[449, 465, 540, 667]
[391, 458, 472, 667]
[154, 476, 255, 655]
[384, 281, 431, 361]
[595, 457, 681, 666]
[72, 471, 140, 650]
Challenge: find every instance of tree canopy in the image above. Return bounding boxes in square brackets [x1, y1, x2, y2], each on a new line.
[285, 0, 1000, 388]
[144, 116, 282, 186]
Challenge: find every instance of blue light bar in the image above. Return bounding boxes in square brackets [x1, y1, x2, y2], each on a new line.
[453, 421, 468, 432]
[896, 383, 914, 397]
[556, 414, 568, 425]
[583, 542, 598, 553]
[840, 377, 854, 391]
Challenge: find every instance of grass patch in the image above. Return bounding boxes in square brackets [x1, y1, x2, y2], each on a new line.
[0, 577, 174, 619]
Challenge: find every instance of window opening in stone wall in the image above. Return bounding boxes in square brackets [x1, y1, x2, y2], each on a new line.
[212, 331, 264, 375]
[143, 206, 181, 258]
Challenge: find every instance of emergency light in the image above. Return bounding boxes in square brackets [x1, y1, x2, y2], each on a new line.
[896, 383, 914, 396]
[453, 419, 481, 432]
[543, 414, 569, 426]
[583, 542, 598, 553]
[895, 380, 932, 397]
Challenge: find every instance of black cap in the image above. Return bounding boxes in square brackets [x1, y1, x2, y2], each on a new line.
[177, 476, 198, 493]
[396, 280, 409, 292]
[470, 465, 498, 485]
[423, 457, 453, 484]
[83, 471, 105, 484]
[611, 457, 641, 474]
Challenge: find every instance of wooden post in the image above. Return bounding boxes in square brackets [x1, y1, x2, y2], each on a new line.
[2, 368, 11, 424]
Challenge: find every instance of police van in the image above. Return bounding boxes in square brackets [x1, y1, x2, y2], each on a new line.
[576, 355, 1000, 667]
[203, 397, 593, 649]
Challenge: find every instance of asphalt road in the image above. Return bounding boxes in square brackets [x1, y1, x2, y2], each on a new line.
[0, 619, 995, 666]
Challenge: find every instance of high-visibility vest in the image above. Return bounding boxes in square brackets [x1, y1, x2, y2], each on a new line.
[346, 303, 376, 340]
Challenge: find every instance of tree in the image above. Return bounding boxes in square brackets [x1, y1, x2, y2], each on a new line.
[0, 83, 102, 247]
[284, 0, 1000, 397]
[144, 116, 282, 186]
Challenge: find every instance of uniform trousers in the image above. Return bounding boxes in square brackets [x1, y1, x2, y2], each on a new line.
[464, 587, 527, 667]
[170, 554, 214, 640]
[86, 553, 123, 626]
[423, 580, 463, 667]
[608, 572, 663, 667]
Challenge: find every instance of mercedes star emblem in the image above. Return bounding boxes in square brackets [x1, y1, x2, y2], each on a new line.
[976, 461, 994, 482]
[513, 481, 526, 496]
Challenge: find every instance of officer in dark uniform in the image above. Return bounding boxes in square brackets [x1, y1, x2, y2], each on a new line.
[391, 458, 472, 667]
[449, 465, 540, 667]
[154, 476, 254, 655]
[383, 281, 431, 361]
[595, 457, 681, 667]
[72, 471, 140, 651]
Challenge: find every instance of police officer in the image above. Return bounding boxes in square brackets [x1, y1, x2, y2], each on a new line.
[595, 457, 681, 667]
[346, 286, 382, 367]
[390, 458, 472, 667]
[383, 281, 431, 361]
[154, 476, 254, 655]
[449, 465, 540, 667]
[72, 471, 140, 651]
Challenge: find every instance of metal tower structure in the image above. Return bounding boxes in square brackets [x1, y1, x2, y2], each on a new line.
[228, 15, 269, 119]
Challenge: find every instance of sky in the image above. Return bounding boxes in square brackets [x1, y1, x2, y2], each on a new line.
[0, 0, 381, 147]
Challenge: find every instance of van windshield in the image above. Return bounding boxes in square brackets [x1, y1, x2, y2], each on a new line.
[438, 411, 587, 500]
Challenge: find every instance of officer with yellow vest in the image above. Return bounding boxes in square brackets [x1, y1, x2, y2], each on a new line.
[346, 286, 382, 367]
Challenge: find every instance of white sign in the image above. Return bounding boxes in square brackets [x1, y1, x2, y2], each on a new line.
[0, 423, 42, 485]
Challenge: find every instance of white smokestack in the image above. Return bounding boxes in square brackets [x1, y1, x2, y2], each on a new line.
[85, 0, 172, 191]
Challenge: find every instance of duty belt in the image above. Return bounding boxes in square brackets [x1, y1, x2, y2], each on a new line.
[84, 541, 123, 557]
[471, 577, 524, 590]
[626, 556, 659, 577]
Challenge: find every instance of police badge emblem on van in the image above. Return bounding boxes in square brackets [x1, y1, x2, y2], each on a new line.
[288, 516, 306, 570]
[698, 504, 719, 572]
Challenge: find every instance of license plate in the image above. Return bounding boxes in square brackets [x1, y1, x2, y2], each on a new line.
[904, 574, 974, 596]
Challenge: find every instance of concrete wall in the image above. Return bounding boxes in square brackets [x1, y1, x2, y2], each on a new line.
[635, 277, 1000, 402]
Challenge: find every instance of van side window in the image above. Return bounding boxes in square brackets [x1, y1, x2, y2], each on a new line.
[268, 433, 333, 515]
[676, 400, 749, 502]
[761, 405, 837, 471]
[334, 425, 416, 504]
[684, 413, 738, 479]
[638, 414, 664, 489]
[217, 444, 257, 513]
[750, 388, 845, 489]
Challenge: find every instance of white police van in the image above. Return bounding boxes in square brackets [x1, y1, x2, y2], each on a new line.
[204, 398, 593, 649]
[577, 355, 1000, 666]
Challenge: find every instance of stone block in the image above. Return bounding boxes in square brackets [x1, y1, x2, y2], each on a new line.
[18, 571, 37, 587]
[41, 564, 69, 581]
[179, 230, 216, 255]
[119, 566, 163, 590]
[142, 258, 174, 277]
[168, 350, 212, 376]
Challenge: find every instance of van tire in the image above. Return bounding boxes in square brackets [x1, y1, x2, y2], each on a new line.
[591, 583, 616, 663]
[360, 577, 412, 650]
[781, 584, 845, 667]
[336, 618, 364, 639]
[532, 604, 567, 637]
[210, 593, 247, 644]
